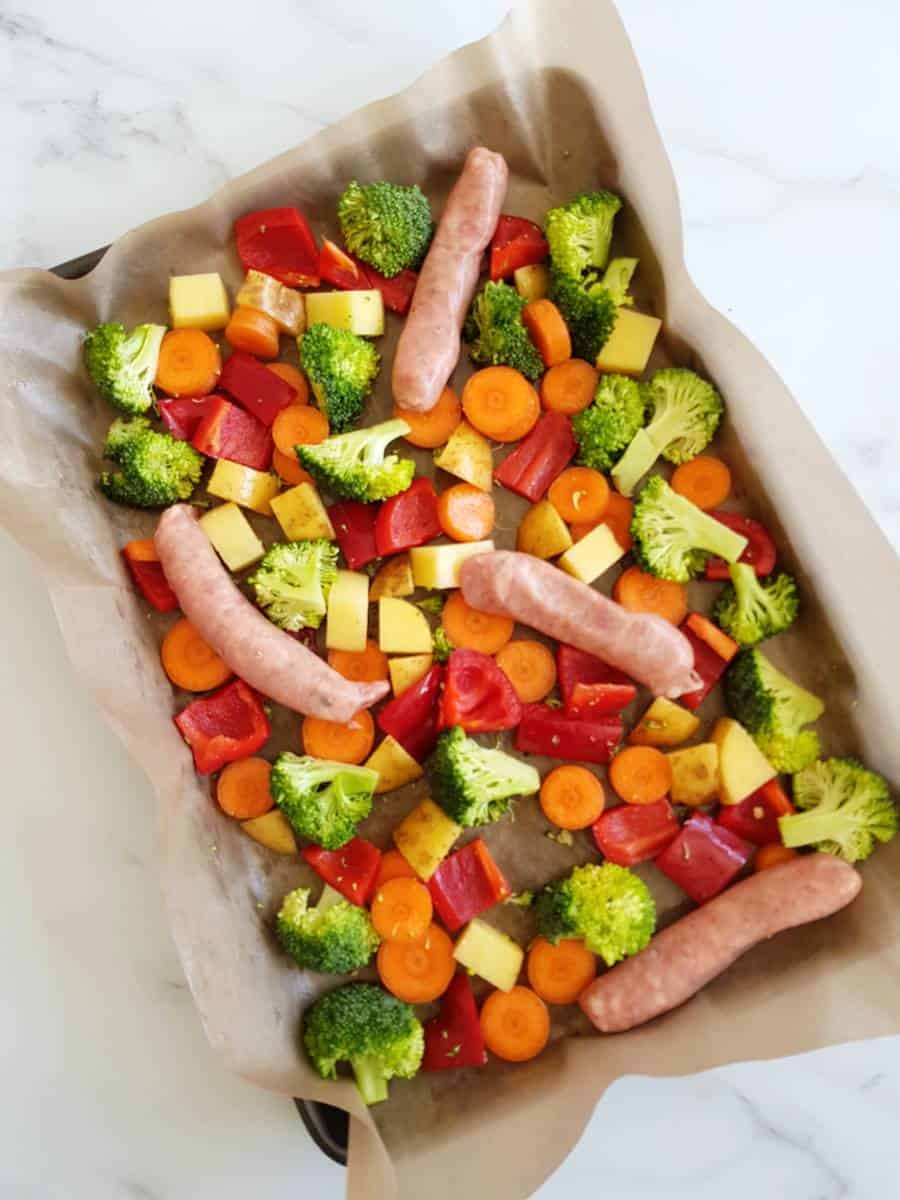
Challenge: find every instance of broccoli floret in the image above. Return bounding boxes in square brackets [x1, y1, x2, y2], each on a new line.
[248, 540, 338, 632]
[271, 753, 378, 850]
[713, 563, 799, 648]
[98, 416, 204, 508]
[724, 649, 825, 774]
[299, 324, 380, 433]
[778, 758, 898, 863]
[337, 180, 433, 278]
[432, 626, 453, 664]
[277, 886, 379, 973]
[303, 982, 423, 1105]
[297, 419, 415, 503]
[549, 269, 618, 363]
[572, 373, 646, 472]
[463, 281, 544, 379]
[600, 257, 638, 307]
[83, 321, 166, 416]
[545, 190, 622, 280]
[535, 862, 655, 968]
[630, 475, 749, 582]
[431, 726, 540, 828]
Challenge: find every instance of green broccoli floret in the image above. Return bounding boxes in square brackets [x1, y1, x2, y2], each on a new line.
[463, 281, 544, 380]
[724, 649, 825, 773]
[572, 373, 646, 472]
[630, 475, 749, 582]
[778, 758, 898, 863]
[270, 753, 378, 850]
[297, 419, 415, 503]
[277, 886, 379, 973]
[535, 862, 655, 968]
[299, 323, 380, 433]
[337, 180, 433, 278]
[713, 563, 799, 648]
[549, 269, 618, 363]
[431, 726, 540, 828]
[248, 540, 338, 632]
[600, 257, 638, 306]
[432, 626, 453, 664]
[303, 982, 424, 1105]
[83, 321, 166, 416]
[545, 190, 622, 280]
[98, 416, 204, 508]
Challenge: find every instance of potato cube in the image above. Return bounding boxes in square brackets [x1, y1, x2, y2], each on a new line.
[558, 522, 625, 583]
[270, 482, 335, 541]
[207, 460, 280, 516]
[369, 554, 415, 600]
[393, 798, 461, 880]
[388, 654, 434, 697]
[516, 501, 572, 560]
[305, 290, 385, 337]
[453, 919, 523, 992]
[199, 503, 265, 572]
[595, 309, 662, 376]
[711, 718, 776, 806]
[514, 264, 551, 303]
[409, 541, 495, 590]
[169, 272, 230, 331]
[628, 697, 701, 748]
[668, 744, 720, 807]
[379, 598, 433, 654]
[241, 811, 298, 855]
[434, 421, 493, 491]
[326, 570, 369, 653]
[364, 736, 424, 794]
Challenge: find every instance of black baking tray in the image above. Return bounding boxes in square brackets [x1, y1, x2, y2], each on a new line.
[51, 244, 350, 1167]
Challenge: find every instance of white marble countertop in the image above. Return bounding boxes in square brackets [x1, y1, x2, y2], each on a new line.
[3, 1, 899, 1197]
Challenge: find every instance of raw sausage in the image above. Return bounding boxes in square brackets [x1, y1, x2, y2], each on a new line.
[155, 505, 389, 722]
[459, 550, 700, 699]
[392, 146, 508, 413]
[579, 854, 861, 1033]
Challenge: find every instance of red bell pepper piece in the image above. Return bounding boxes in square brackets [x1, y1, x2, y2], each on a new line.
[302, 837, 382, 906]
[717, 780, 795, 846]
[377, 665, 443, 761]
[494, 411, 576, 502]
[328, 500, 379, 570]
[174, 680, 269, 775]
[219, 350, 295, 427]
[655, 812, 752, 904]
[235, 207, 320, 288]
[374, 477, 441, 556]
[439, 649, 523, 733]
[121, 538, 179, 612]
[319, 240, 418, 315]
[191, 395, 273, 471]
[423, 972, 487, 1071]
[515, 705, 623, 764]
[366, 265, 418, 316]
[158, 395, 217, 441]
[556, 644, 634, 708]
[427, 838, 511, 932]
[705, 511, 777, 580]
[489, 215, 549, 282]
[567, 681, 637, 715]
[678, 623, 730, 711]
[593, 798, 680, 866]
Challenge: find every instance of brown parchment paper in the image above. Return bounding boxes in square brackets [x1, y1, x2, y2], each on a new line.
[2, 1, 900, 1197]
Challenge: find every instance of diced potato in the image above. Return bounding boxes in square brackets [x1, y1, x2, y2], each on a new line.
[326, 570, 369, 653]
[207, 460, 280, 516]
[434, 420, 493, 491]
[378, 598, 433, 654]
[365, 736, 424, 794]
[453, 919, 523, 992]
[235, 270, 305, 335]
[389, 654, 434, 697]
[271, 482, 335, 541]
[169, 272, 230, 331]
[241, 811, 298, 855]
[369, 554, 415, 600]
[516, 500, 572, 560]
[199, 503, 265, 572]
[513, 263, 551, 303]
[595, 309, 662, 376]
[710, 717, 776, 806]
[393, 798, 461, 880]
[305, 290, 385, 337]
[668, 744, 720, 807]
[409, 541, 495, 590]
[558, 522, 625, 582]
[628, 697, 701, 748]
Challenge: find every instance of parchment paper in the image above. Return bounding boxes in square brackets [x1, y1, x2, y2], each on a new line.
[2, 2, 899, 1197]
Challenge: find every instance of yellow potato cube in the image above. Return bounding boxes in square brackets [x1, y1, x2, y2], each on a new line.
[434, 421, 493, 491]
[667, 743, 720, 807]
[169, 272, 230, 331]
[207, 460, 280, 516]
[241, 811, 298, 855]
[379, 598, 433, 654]
[393, 798, 460, 880]
[711, 717, 776, 806]
[369, 555, 415, 600]
[513, 264, 551, 303]
[453, 919, 524, 992]
[388, 654, 434, 697]
[326, 570, 369, 653]
[270, 483, 335, 541]
[558, 523, 625, 583]
[628, 697, 701, 748]
[199, 503, 265, 572]
[595, 308, 662, 376]
[305, 290, 385, 337]
[516, 501, 573, 560]
[409, 541, 495, 590]
[364, 736, 424, 794]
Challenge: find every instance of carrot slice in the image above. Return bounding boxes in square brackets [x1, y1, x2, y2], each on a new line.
[522, 299, 571, 367]
[437, 483, 496, 542]
[272, 447, 313, 486]
[154, 329, 222, 398]
[480, 986, 550, 1062]
[548, 467, 610, 524]
[613, 565, 688, 625]
[272, 405, 329, 456]
[393, 386, 461, 449]
[377, 923, 455, 1003]
[540, 359, 598, 415]
[442, 590, 514, 655]
[375, 848, 418, 888]
[267, 361, 309, 405]
[754, 844, 799, 872]
[685, 613, 739, 664]
[301, 710, 375, 765]
[216, 757, 273, 820]
[495, 640, 557, 703]
[224, 307, 280, 359]
[371, 877, 434, 943]
[327, 639, 390, 683]
[608, 746, 672, 806]
[462, 366, 540, 443]
[527, 937, 597, 1005]
[161, 618, 232, 692]
[671, 455, 732, 511]
[539, 764, 605, 830]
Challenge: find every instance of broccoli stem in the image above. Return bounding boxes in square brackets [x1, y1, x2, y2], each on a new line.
[352, 1054, 389, 1105]
[779, 810, 841, 849]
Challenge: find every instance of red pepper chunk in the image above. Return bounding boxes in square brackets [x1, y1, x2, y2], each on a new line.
[716, 780, 795, 846]
[515, 705, 623, 764]
[494, 411, 576, 502]
[121, 539, 179, 612]
[556, 644, 634, 708]
[439, 649, 523, 733]
[593, 798, 680, 866]
[489, 215, 549, 282]
[235, 207, 320, 288]
[191, 395, 273, 471]
[302, 838, 382, 906]
[567, 681, 637, 716]
[174, 680, 269, 775]
[678, 624, 729, 712]
[655, 812, 752, 904]
[366, 265, 418, 316]
[374, 477, 441, 556]
[158, 395, 218, 441]
[427, 839, 511, 932]
[319, 240, 418, 315]
[423, 972, 487, 1071]
[377, 665, 443, 762]
[328, 500, 379, 570]
[705, 511, 777, 580]
[219, 350, 295, 427]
